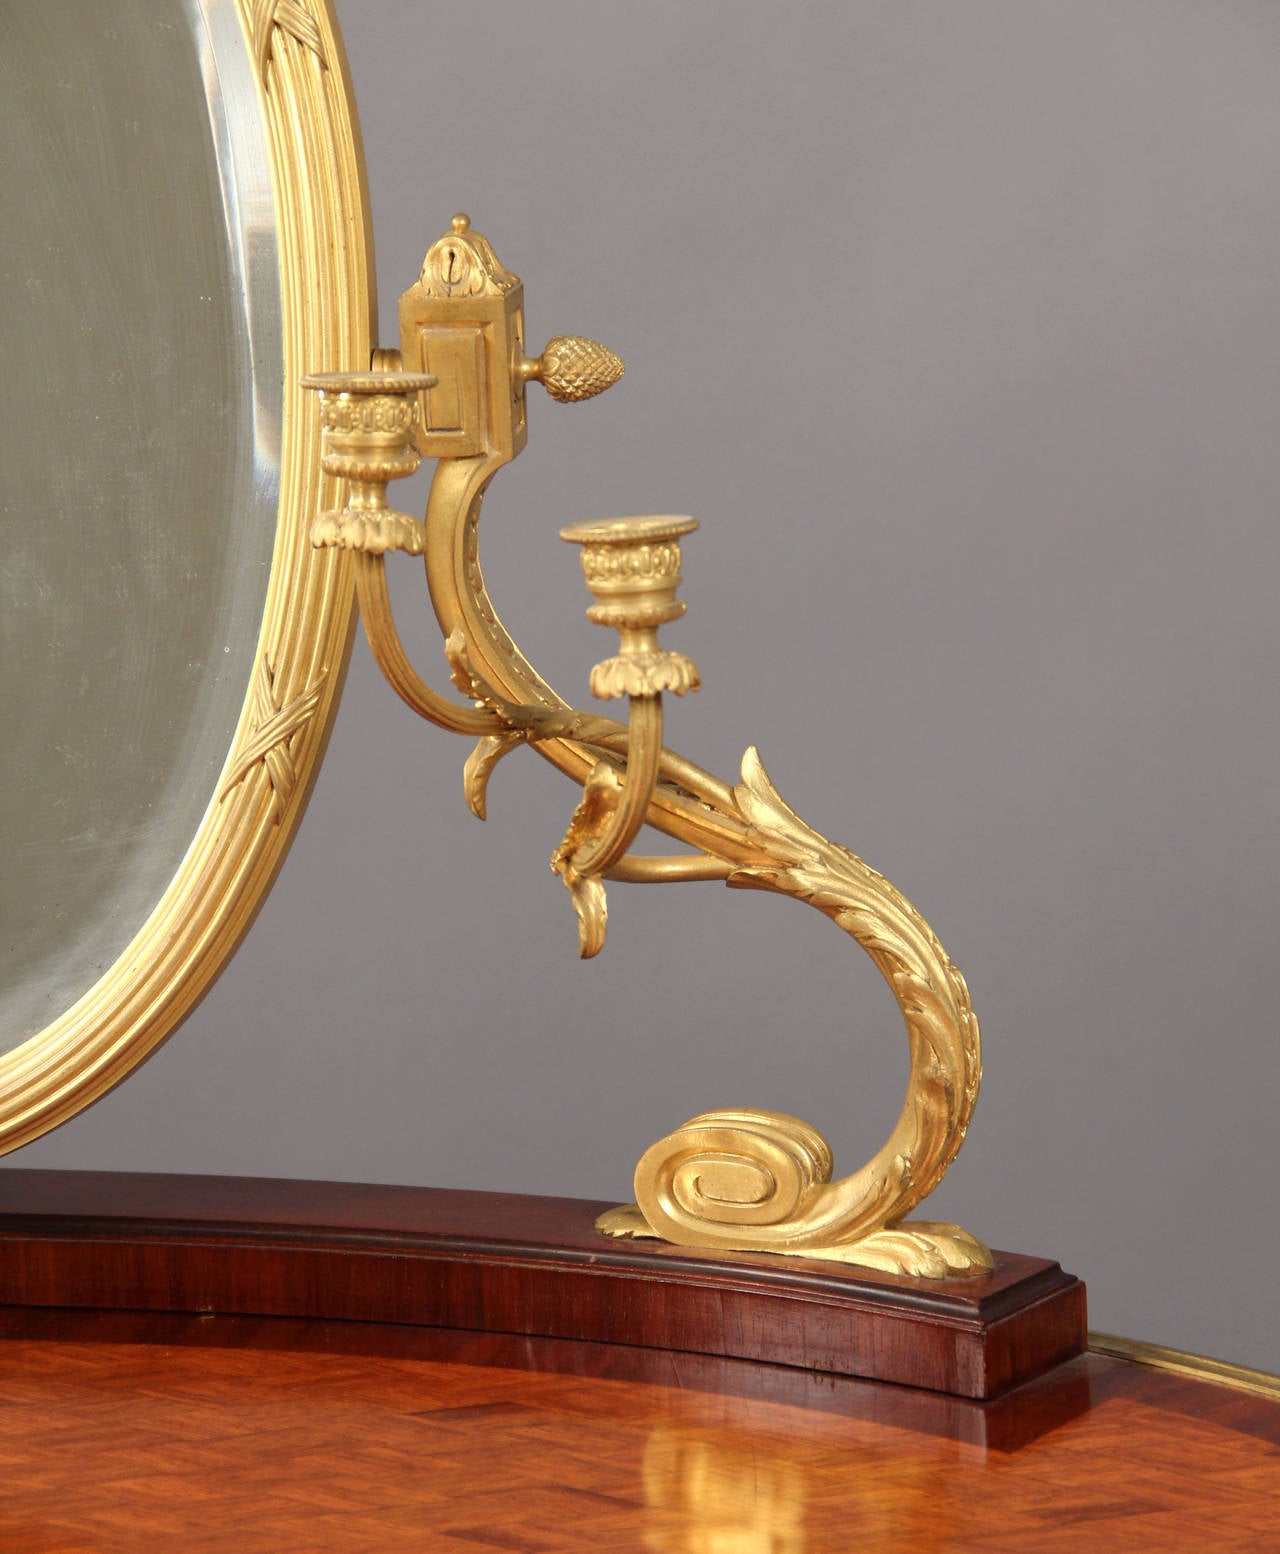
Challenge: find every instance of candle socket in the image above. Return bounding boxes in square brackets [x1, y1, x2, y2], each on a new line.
[301, 371, 436, 554]
[560, 516, 701, 700]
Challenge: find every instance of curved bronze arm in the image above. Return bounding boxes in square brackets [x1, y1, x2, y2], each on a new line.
[569, 697, 664, 879]
[354, 555, 501, 736]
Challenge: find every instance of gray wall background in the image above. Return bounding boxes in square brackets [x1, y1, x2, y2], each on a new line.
[11, 0, 1280, 1373]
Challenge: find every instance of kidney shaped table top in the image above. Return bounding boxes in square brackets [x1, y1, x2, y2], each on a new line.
[0, 1171, 1276, 1553]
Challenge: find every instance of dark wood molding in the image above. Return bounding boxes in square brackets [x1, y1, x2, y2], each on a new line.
[0, 1170, 1085, 1398]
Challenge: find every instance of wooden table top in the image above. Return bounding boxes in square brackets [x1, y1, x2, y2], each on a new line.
[0, 1172, 1274, 1550]
[2, 1308, 1278, 1553]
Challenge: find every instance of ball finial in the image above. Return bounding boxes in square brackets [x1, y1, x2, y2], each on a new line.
[451, 212, 470, 233]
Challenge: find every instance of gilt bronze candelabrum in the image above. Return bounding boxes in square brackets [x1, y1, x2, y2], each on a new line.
[303, 214, 988, 1277]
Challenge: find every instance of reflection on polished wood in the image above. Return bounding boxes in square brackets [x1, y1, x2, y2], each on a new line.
[0, 1310, 1277, 1552]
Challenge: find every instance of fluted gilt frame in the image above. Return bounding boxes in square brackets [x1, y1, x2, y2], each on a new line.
[0, 0, 370, 1153]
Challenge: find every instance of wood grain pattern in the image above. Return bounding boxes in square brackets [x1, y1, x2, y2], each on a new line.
[0, 1311, 1276, 1553]
[0, 1307, 1096, 1454]
[0, 1171, 1084, 1398]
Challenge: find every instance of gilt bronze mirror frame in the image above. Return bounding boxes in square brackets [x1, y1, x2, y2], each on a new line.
[0, 0, 371, 1152]
[4, 0, 991, 1280]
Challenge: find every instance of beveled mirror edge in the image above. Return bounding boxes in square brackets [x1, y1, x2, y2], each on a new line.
[0, 0, 373, 1153]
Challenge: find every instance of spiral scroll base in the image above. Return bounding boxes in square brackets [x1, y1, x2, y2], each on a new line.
[596, 1199, 993, 1278]
[596, 1102, 992, 1278]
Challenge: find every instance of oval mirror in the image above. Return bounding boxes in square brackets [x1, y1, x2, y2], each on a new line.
[0, 0, 371, 1150]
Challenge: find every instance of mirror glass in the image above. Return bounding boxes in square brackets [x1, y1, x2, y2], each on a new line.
[0, 0, 281, 1051]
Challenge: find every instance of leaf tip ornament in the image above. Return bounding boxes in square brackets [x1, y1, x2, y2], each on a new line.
[462, 732, 524, 820]
[550, 762, 624, 957]
[569, 874, 608, 959]
[550, 846, 609, 958]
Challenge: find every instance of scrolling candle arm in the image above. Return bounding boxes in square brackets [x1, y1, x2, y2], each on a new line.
[302, 214, 992, 1278]
[549, 517, 701, 955]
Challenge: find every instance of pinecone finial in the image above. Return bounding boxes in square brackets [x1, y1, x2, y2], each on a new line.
[521, 335, 625, 403]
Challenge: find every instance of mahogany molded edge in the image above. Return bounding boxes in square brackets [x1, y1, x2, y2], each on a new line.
[0, 1171, 1086, 1399]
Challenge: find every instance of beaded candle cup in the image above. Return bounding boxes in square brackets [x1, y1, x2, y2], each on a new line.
[301, 371, 436, 555]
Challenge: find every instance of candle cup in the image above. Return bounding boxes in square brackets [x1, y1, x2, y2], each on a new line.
[560, 516, 702, 700]
[301, 371, 436, 555]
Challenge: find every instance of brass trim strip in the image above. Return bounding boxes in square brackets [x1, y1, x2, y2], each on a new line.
[1089, 1331, 1280, 1400]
